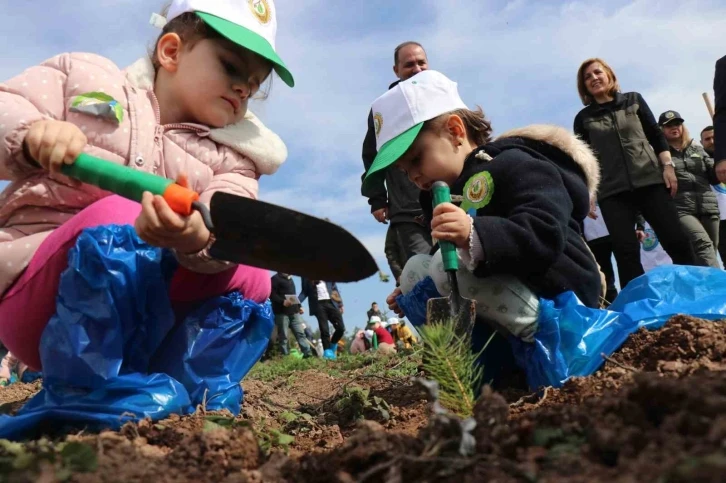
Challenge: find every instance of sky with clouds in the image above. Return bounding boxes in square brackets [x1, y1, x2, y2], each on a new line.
[1, 0, 725, 333]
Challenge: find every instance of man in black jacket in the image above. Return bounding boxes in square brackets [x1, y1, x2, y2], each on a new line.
[366, 302, 383, 321]
[270, 273, 313, 358]
[361, 41, 433, 283]
[715, 55, 726, 183]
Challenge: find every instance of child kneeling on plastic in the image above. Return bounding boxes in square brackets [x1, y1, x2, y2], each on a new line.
[0, 1, 293, 381]
[362, 71, 602, 342]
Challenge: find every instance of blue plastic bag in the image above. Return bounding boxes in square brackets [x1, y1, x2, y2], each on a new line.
[0, 373, 191, 441]
[509, 292, 632, 388]
[0, 224, 273, 440]
[150, 293, 274, 414]
[39, 224, 179, 388]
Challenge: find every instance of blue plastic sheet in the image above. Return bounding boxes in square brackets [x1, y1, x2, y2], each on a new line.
[513, 265, 726, 389]
[0, 224, 273, 440]
[609, 265, 726, 329]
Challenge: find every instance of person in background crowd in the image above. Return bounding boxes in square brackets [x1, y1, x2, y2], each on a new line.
[301, 323, 315, 342]
[270, 273, 313, 358]
[574, 58, 695, 289]
[0, 351, 27, 386]
[361, 41, 433, 284]
[387, 318, 417, 349]
[704, 126, 726, 267]
[701, 126, 715, 157]
[350, 330, 369, 354]
[367, 316, 396, 355]
[659, 111, 720, 268]
[714, 55, 726, 183]
[299, 279, 346, 360]
[367, 302, 383, 321]
[582, 202, 620, 304]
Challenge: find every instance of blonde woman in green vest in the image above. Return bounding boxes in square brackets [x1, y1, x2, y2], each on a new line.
[574, 58, 695, 289]
[659, 110, 720, 268]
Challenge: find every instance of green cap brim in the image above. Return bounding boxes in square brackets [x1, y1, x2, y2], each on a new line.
[196, 12, 294, 87]
[362, 122, 423, 191]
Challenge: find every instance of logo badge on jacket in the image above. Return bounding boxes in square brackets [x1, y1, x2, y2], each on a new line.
[69, 92, 124, 124]
[460, 171, 494, 214]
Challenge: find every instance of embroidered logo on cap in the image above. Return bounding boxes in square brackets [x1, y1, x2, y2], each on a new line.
[249, 0, 271, 24]
[666, 111, 675, 119]
[373, 112, 383, 137]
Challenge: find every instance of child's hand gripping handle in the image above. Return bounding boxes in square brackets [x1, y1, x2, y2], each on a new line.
[61, 153, 200, 216]
[432, 181, 458, 272]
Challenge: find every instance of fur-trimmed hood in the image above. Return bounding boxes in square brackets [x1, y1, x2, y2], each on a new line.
[124, 57, 287, 175]
[496, 124, 600, 198]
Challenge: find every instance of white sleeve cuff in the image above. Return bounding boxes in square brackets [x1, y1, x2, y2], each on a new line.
[457, 215, 484, 271]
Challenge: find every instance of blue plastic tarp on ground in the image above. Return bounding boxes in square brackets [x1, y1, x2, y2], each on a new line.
[0, 224, 273, 440]
[396, 265, 726, 390]
[609, 265, 726, 329]
[513, 265, 726, 389]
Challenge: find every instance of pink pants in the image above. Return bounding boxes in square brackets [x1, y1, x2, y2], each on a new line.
[0, 196, 271, 371]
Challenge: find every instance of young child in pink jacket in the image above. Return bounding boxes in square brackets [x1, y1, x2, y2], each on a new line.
[0, 0, 294, 378]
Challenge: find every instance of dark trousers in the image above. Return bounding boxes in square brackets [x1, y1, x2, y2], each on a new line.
[587, 237, 618, 303]
[599, 185, 695, 288]
[315, 300, 345, 350]
[718, 220, 726, 268]
[384, 221, 433, 283]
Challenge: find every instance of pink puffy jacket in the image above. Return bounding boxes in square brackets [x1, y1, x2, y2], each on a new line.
[0, 53, 287, 295]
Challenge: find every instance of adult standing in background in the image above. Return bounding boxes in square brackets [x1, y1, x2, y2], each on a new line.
[361, 41, 433, 284]
[270, 273, 313, 358]
[574, 58, 695, 288]
[714, 55, 726, 183]
[702, 125, 726, 265]
[659, 111, 720, 268]
[299, 279, 345, 360]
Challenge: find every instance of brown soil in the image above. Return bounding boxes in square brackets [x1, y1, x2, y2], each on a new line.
[0, 315, 724, 482]
[0, 380, 42, 416]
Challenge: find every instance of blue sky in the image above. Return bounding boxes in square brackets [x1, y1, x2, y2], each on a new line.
[1, 0, 725, 333]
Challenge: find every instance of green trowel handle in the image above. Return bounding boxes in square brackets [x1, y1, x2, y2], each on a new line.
[432, 181, 458, 272]
[61, 153, 200, 216]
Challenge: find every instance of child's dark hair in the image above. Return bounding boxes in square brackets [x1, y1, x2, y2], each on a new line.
[150, 3, 272, 98]
[422, 106, 493, 146]
[150, 5, 223, 71]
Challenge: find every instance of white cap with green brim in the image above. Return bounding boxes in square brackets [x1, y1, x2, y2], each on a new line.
[362, 70, 467, 190]
[161, 0, 294, 87]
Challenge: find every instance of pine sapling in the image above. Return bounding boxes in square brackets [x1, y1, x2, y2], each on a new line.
[419, 321, 492, 417]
